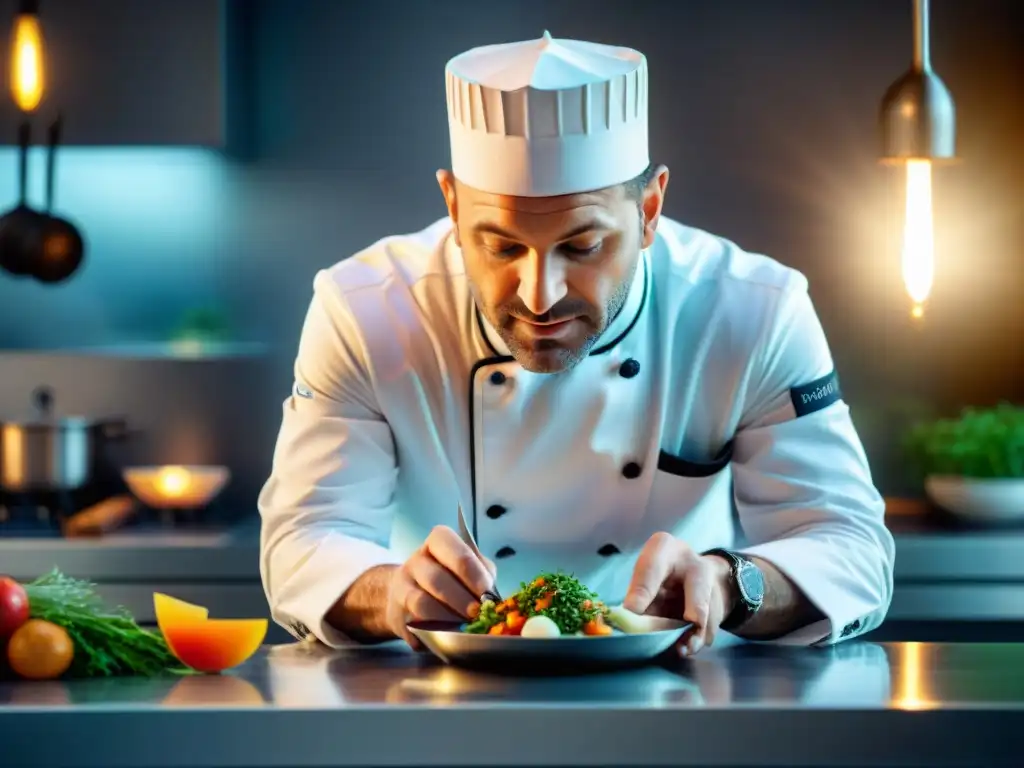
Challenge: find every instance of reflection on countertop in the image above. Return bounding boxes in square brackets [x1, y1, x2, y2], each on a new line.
[0, 641, 1020, 767]
[263, 635, 895, 709]
[3, 637, 1019, 711]
[0, 635, 896, 710]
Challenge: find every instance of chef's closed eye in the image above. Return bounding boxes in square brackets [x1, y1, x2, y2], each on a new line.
[480, 237, 520, 257]
[477, 235, 604, 259]
[562, 239, 603, 257]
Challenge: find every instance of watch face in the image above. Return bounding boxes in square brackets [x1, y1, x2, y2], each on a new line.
[738, 562, 765, 604]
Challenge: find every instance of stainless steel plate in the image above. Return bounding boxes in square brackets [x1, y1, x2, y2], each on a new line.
[407, 618, 692, 674]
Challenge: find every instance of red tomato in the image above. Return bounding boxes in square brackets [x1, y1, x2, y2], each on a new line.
[0, 577, 30, 639]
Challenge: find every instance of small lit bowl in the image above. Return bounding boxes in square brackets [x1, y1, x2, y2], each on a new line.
[925, 475, 1024, 525]
[122, 465, 231, 510]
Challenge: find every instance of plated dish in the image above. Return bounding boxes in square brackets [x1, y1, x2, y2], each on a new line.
[407, 572, 691, 672]
[464, 572, 616, 638]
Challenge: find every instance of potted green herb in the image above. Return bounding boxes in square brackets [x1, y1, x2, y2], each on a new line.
[169, 307, 231, 356]
[904, 403, 1024, 523]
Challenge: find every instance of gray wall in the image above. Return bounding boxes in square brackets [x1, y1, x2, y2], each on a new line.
[1, 0, 1022, 511]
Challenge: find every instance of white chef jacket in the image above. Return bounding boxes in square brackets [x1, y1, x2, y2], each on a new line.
[258, 215, 895, 648]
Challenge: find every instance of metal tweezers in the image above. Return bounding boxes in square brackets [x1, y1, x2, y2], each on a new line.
[457, 503, 503, 603]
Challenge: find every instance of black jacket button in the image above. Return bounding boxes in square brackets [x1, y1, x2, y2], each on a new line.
[598, 544, 621, 556]
[619, 359, 640, 378]
[486, 504, 507, 519]
[495, 546, 516, 559]
[490, 371, 506, 385]
[622, 462, 642, 479]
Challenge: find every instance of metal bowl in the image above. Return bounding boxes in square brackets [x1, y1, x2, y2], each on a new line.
[407, 618, 691, 674]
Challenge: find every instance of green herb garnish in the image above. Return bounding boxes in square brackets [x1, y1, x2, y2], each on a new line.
[464, 571, 608, 635]
[24, 569, 192, 678]
[465, 598, 504, 634]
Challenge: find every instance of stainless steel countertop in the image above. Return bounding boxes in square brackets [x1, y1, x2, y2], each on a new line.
[0, 639, 1020, 767]
[3, 513, 1023, 581]
[0, 525, 261, 581]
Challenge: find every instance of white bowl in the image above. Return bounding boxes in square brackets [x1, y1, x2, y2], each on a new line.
[925, 475, 1024, 524]
[123, 465, 231, 510]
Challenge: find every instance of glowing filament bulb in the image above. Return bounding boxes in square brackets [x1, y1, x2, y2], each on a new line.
[9, 11, 45, 112]
[902, 159, 935, 319]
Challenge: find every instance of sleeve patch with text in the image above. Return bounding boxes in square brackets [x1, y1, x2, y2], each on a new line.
[789, 369, 842, 417]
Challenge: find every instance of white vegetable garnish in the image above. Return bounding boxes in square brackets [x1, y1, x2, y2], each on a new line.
[606, 605, 665, 634]
[521, 615, 561, 638]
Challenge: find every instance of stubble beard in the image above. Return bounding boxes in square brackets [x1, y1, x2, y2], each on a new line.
[478, 257, 638, 375]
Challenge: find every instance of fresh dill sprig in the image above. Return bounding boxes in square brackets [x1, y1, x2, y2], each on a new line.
[24, 569, 191, 678]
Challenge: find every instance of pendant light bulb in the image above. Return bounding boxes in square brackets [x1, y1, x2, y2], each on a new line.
[9, 0, 45, 113]
[879, 0, 956, 319]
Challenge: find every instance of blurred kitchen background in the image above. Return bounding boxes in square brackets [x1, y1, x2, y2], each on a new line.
[0, 0, 1022, 643]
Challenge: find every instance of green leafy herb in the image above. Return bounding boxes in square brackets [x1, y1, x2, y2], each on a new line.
[464, 571, 608, 635]
[466, 598, 503, 634]
[24, 569, 192, 678]
[904, 403, 1024, 479]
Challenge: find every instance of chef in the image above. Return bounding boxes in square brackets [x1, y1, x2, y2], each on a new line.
[258, 32, 895, 655]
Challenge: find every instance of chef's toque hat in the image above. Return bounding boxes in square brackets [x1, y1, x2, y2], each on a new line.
[444, 31, 649, 198]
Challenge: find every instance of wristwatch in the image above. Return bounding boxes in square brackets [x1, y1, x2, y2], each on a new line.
[703, 548, 764, 631]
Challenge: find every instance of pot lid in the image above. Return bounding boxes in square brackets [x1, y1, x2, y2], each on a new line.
[1, 386, 108, 428]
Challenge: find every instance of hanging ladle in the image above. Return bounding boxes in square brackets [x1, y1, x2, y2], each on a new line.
[0, 120, 45, 277]
[32, 114, 85, 283]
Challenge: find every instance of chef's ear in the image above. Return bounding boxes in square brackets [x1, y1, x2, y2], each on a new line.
[436, 169, 461, 244]
[640, 164, 670, 250]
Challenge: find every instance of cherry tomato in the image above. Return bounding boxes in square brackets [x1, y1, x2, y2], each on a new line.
[0, 576, 30, 639]
[7, 619, 74, 680]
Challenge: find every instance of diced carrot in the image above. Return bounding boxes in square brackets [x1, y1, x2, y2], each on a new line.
[531, 577, 546, 588]
[505, 610, 526, 635]
[488, 623, 505, 635]
[582, 600, 592, 610]
[502, 597, 517, 611]
[534, 593, 553, 611]
[583, 617, 613, 636]
[495, 602, 507, 614]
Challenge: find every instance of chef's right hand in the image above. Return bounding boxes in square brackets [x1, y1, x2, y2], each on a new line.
[385, 525, 497, 648]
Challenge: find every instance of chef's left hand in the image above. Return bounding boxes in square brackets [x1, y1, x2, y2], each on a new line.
[622, 532, 735, 656]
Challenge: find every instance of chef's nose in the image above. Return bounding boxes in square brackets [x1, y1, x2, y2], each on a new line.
[517, 252, 567, 316]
